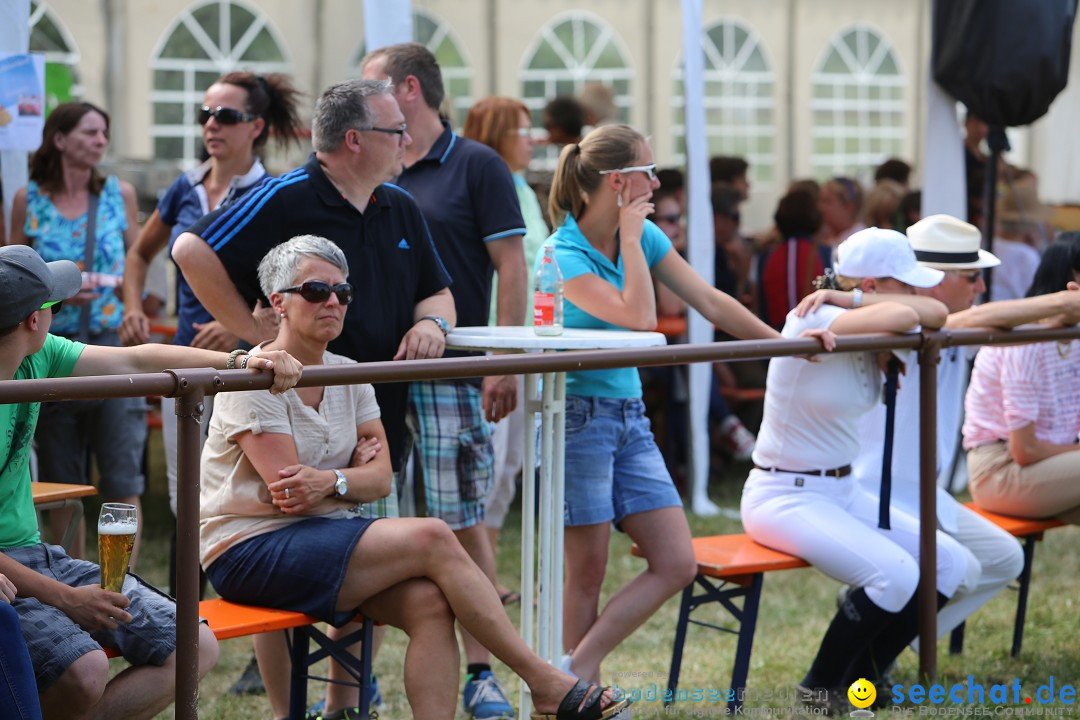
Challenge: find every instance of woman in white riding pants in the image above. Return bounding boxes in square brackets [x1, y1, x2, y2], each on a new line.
[741, 227, 970, 700]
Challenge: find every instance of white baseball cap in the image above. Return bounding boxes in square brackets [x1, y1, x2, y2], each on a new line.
[907, 214, 1001, 270]
[835, 227, 944, 288]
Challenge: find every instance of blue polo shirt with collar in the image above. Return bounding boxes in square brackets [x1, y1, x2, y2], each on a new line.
[185, 153, 451, 470]
[394, 120, 525, 360]
[160, 158, 269, 346]
[541, 213, 672, 399]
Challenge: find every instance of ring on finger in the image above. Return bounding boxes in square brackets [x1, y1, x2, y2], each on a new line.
[285, 488, 291, 499]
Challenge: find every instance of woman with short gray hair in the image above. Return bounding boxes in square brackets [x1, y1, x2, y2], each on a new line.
[201, 235, 630, 720]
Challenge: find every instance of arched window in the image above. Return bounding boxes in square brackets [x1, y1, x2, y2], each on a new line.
[29, 0, 81, 111]
[672, 18, 776, 187]
[811, 25, 904, 180]
[350, 9, 474, 129]
[150, 0, 291, 165]
[521, 13, 633, 169]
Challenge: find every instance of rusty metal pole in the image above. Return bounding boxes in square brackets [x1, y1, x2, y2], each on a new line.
[917, 335, 940, 682]
[173, 377, 208, 720]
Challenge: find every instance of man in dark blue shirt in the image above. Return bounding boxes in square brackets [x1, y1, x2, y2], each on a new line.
[173, 79, 455, 479]
[362, 43, 526, 720]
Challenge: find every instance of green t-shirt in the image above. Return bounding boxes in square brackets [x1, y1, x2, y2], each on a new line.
[0, 334, 85, 548]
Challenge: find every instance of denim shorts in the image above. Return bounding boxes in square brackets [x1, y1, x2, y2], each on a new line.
[206, 516, 379, 627]
[562, 395, 682, 527]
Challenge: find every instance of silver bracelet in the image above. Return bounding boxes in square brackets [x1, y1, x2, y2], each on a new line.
[238, 354, 251, 370]
[852, 288, 863, 308]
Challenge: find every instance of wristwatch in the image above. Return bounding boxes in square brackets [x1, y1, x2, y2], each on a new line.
[420, 315, 450, 336]
[332, 469, 349, 497]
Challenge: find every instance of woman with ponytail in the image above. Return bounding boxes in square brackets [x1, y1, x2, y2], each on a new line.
[542, 124, 832, 681]
[117, 71, 303, 596]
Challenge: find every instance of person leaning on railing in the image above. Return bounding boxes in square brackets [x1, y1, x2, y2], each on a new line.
[198, 235, 630, 720]
[540, 123, 834, 684]
[742, 228, 969, 712]
[0, 244, 301, 720]
[963, 234, 1080, 525]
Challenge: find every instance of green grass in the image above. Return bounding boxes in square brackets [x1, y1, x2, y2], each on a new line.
[97, 439, 1080, 718]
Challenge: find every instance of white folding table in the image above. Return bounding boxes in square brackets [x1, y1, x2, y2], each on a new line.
[445, 326, 666, 716]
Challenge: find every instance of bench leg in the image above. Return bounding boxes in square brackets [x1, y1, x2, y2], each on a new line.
[1012, 535, 1037, 658]
[665, 582, 694, 705]
[289, 628, 311, 720]
[949, 621, 965, 655]
[358, 620, 373, 714]
[728, 574, 763, 713]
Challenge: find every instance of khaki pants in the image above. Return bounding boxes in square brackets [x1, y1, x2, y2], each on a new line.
[967, 441, 1080, 524]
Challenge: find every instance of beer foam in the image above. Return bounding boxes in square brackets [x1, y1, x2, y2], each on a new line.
[98, 521, 138, 535]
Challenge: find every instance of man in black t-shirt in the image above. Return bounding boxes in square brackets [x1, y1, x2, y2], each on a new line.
[173, 78, 455, 477]
[362, 43, 526, 720]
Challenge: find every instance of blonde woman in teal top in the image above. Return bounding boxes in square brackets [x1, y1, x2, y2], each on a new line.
[544, 124, 834, 682]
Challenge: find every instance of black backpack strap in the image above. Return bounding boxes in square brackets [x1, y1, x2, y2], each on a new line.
[879, 356, 902, 530]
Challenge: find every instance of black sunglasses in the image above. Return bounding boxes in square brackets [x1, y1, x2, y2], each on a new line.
[277, 281, 354, 305]
[651, 213, 682, 224]
[360, 123, 408, 137]
[197, 105, 259, 126]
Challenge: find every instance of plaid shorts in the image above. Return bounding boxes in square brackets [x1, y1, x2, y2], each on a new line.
[2, 544, 177, 690]
[405, 380, 494, 530]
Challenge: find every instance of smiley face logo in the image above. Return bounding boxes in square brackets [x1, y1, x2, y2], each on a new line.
[848, 678, 876, 709]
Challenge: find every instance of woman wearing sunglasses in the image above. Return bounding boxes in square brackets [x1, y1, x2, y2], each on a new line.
[201, 235, 631, 720]
[8, 101, 144, 561]
[542, 124, 827, 682]
[117, 71, 302, 594]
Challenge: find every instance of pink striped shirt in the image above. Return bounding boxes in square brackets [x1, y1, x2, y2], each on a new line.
[963, 340, 1080, 449]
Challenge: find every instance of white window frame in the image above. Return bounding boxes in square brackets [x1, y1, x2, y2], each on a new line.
[150, 0, 291, 167]
[349, 8, 474, 129]
[672, 17, 776, 188]
[810, 24, 905, 181]
[29, 0, 82, 102]
[520, 11, 633, 170]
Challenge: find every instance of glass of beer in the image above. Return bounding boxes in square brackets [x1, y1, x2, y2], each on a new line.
[98, 503, 137, 593]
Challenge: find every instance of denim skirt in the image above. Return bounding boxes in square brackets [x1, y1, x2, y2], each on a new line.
[206, 516, 379, 627]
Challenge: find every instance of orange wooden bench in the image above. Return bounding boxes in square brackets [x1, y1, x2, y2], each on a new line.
[106, 598, 372, 719]
[631, 534, 809, 711]
[32, 482, 97, 550]
[635, 507, 1066, 711]
[948, 503, 1065, 657]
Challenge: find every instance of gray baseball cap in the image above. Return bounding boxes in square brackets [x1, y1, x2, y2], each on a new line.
[0, 245, 82, 329]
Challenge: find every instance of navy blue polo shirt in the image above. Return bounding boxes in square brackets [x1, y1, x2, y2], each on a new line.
[185, 154, 452, 470]
[394, 121, 525, 360]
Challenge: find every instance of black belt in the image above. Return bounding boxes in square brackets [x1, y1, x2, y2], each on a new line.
[753, 464, 852, 478]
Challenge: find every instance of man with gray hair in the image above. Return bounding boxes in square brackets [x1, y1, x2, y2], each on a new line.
[363, 43, 525, 720]
[174, 77, 454, 486]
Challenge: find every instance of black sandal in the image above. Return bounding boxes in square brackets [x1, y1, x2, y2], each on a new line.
[530, 678, 633, 720]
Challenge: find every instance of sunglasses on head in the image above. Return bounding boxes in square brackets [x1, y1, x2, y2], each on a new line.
[277, 281, 354, 305]
[599, 163, 659, 181]
[197, 105, 259, 126]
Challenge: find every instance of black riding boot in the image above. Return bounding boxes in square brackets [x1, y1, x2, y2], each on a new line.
[801, 587, 894, 689]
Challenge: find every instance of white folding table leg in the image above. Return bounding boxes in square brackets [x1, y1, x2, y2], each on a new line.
[519, 372, 539, 718]
[551, 372, 567, 659]
[537, 371, 557, 664]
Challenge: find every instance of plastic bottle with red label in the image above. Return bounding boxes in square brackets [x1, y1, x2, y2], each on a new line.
[533, 244, 564, 336]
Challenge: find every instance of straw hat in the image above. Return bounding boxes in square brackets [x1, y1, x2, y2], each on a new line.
[907, 214, 1001, 270]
